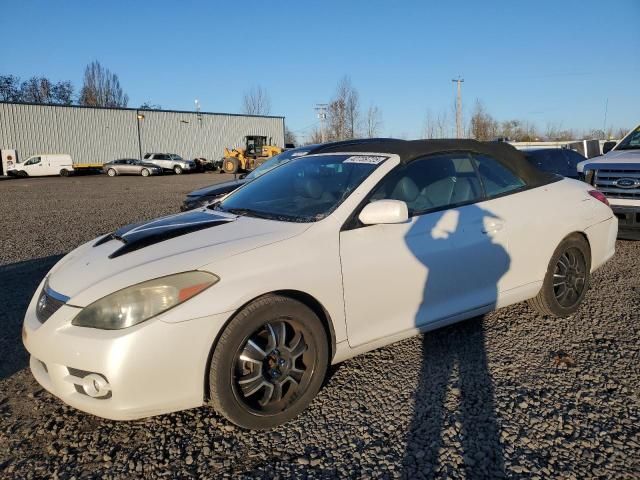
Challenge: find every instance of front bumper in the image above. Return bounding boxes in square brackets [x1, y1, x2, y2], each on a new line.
[611, 205, 640, 240]
[22, 281, 232, 420]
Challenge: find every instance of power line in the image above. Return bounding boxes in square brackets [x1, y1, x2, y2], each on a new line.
[290, 121, 320, 133]
[451, 77, 464, 138]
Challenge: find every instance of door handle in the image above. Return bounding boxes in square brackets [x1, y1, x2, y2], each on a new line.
[482, 221, 503, 234]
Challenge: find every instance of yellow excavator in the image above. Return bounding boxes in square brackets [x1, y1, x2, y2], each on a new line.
[222, 135, 283, 173]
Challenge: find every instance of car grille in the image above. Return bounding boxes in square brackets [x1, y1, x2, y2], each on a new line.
[36, 285, 68, 323]
[594, 169, 640, 200]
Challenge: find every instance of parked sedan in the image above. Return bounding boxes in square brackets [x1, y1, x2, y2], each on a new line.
[103, 159, 162, 177]
[23, 139, 616, 429]
[523, 148, 585, 179]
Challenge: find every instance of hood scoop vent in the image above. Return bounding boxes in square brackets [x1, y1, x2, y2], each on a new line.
[94, 210, 236, 259]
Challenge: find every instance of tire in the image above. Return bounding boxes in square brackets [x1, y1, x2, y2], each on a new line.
[141, 168, 150, 177]
[107, 168, 117, 177]
[173, 165, 183, 175]
[60, 169, 70, 177]
[209, 295, 329, 429]
[528, 234, 591, 318]
[18, 171, 28, 178]
[222, 157, 239, 174]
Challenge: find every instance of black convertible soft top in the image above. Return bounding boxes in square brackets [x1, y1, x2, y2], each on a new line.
[313, 138, 555, 187]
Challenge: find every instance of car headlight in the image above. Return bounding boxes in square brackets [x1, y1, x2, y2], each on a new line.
[71, 271, 219, 330]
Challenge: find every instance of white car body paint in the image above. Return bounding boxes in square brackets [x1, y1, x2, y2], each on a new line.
[23, 151, 617, 420]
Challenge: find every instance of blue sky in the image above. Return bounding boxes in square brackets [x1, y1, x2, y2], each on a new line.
[1, 0, 639, 140]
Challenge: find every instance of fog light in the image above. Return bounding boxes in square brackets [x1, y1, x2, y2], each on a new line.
[81, 373, 111, 398]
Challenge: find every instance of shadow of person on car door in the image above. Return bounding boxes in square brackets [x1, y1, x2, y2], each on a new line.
[402, 204, 508, 479]
[0, 255, 62, 381]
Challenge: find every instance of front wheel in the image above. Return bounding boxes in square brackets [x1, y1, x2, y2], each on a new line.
[528, 234, 591, 317]
[209, 295, 329, 429]
[173, 165, 183, 175]
[141, 168, 150, 177]
[222, 157, 239, 174]
[107, 168, 117, 177]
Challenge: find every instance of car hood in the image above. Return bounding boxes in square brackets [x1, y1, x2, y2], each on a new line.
[578, 149, 640, 172]
[47, 209, 310, 306]
[187, 179, 247, 198]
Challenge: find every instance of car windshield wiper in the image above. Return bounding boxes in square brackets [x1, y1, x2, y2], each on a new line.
[615, 146, 640, 151]
[222, 207, 278, 220]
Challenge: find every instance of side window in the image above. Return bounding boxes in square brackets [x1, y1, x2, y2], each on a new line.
[562, 150, 582, 175]
[143, 153, 151, 159]
[370, 153, 483, 215]
[26, 156, 41, 165]
[473, 154, 526, 197]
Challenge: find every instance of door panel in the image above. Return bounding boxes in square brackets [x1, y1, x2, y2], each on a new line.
[340, 202, 511, 348]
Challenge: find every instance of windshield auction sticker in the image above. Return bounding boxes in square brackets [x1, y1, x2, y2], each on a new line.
[343, 155, 388, 165]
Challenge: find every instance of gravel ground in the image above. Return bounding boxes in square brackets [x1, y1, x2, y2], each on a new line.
[1, 174, 639, 479]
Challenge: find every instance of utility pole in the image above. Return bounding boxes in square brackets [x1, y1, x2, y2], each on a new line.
[602, 98, 609, 139]
[451, 77, 464, 138]
[315, 103, 328, 143]
[195, 99, 201, 124]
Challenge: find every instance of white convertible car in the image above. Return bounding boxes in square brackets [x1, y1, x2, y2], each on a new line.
[22, 139, 617, 429]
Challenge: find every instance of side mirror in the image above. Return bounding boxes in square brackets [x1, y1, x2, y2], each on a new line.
[359, 200, 409, 225]
[602, 141, 616, 155]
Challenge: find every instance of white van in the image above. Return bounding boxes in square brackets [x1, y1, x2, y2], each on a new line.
[8, 154, 74, 177]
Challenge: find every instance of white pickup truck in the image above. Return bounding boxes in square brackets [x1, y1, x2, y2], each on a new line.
[578, 125, 640, 239]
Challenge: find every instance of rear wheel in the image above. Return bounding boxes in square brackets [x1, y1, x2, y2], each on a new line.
[209, 295, 328, 429]
[223, 157, 239, 174]
[107, 168, 117, 177]
[59, 168, 70, 177]
[141, 168, 150, 177]
[528, 234, 591, 317]
[173, 165, 183, 175]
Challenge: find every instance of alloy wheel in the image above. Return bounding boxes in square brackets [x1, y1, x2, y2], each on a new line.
[553, 247, 586, 308]
[233, 320, 313, 414]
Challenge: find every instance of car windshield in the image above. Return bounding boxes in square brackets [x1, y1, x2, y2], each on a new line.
[616, 127, 640, 150]
[245, 149, 310, 180]
[215, 154, 388, 222]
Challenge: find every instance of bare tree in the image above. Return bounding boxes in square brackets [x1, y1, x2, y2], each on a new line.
[423, 109, 451, 139]
[0, 75, 22, 101]
[614, 127, 629, 139]
[327, 76, 360, 140]
[79, 61, 129, 107]
[20, 76, 52, 103]
[306, 126, 324, 144]
[140, 101, 162, 110]
[51, 81, 74, 105]
[242, 85, 271, 116]
[285, 126, 297, 146]
[469, 100, 498, 141]
[364, 104, 383, 138]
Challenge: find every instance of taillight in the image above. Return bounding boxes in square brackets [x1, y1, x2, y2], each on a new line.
[588, 189, 609, 206]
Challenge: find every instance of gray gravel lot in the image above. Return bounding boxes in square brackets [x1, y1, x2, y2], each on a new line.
[1, 174, 639, 479]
